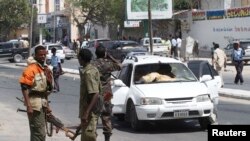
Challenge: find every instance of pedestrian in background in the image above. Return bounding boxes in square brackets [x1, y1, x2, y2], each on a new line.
[212, 43, 227, 87]
[92, 45, 121, 141]
[19, 45, 53, 141]
[170, 35, 177, 58]
[78, 49, 102, 141]
[231, 42, 245, 85]
[51, 47, 63, 93]
[163, 36, 171, 57]
[176, 36, 182, 59]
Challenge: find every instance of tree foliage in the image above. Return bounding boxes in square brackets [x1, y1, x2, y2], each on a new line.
[174, 0, 201, 10]
[66, 0, 124, 39]
[0, 0, 31, 40]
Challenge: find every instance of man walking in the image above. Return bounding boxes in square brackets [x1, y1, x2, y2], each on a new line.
[19, 45, 53, 141]
[212, 43, 227, 87]
[51, 48, 63, 93]
[92, 45, 121, 141]
[78, 49, 102, 141]
[231, 42, 245, 85]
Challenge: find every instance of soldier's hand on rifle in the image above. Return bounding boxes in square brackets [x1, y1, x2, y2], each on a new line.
[81, 112, 89, 127]
[27, 106, 33, 119]
[46, 106, 52, 113]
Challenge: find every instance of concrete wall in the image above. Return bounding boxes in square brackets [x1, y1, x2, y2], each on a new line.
[189, 17, 250, 50]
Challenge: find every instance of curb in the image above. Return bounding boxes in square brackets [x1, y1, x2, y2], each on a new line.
[219, 88, 250, 100]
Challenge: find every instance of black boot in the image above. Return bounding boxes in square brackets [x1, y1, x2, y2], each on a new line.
[104, 134, 110, 141]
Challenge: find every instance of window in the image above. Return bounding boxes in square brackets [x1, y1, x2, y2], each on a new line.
[119, 64, 132, 87]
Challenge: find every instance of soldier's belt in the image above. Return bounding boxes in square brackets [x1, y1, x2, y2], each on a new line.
[29, 91, 47, 97]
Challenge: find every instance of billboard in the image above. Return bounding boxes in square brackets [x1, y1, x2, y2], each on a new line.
[127, 0, 172, 20]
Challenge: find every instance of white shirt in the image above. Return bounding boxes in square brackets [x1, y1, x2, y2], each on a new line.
[171, 38, 177, 47]
[177, 38, 182, 48]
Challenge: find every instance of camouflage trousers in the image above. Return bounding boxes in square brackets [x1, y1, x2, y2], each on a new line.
[81, 113, 99, 141]
[28, 109, 46, 141]
[101, 101, 113, 137]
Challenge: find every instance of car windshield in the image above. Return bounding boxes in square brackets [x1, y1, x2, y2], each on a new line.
[134, 63, 197, 84]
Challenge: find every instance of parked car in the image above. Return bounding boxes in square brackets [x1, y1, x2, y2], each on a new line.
[224, 40, 250, 64]
[111, 55, 219, 131]
[107, 40, 148, 61]
[32, 43, 65, 64]
[140, 37, 170, 56]
[86, 38, 111, 58]
[0, 42, 28, 63]
[62, 46, 76, 60]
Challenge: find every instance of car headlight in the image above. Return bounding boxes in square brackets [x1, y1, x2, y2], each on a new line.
[196, 95, 210, 102]
[140, 97, 162, 105]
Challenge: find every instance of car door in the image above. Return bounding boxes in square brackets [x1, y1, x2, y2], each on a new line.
[187, 61, 219, 100]
[111, 64, 132, 114]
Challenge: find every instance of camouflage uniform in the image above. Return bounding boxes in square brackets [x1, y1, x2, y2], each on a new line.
[91, 58, 120, 140]
[79, 64, 102, 141]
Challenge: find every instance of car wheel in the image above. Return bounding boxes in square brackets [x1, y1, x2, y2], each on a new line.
[199, 108, 218, 130]
[198, 117, 211, 130]
[13, 54, 23, 63]
[129, 102, 143, 131]
[61, 59, 64, 63]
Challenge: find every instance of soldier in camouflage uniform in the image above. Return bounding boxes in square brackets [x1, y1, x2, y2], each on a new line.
[92, 45, 121, 141]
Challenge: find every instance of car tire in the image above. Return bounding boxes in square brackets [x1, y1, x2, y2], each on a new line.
[61, 59, 64, 63]
[199, 108, 218, 130]
[198, 117, 211, 130]
[13, 54, 23, 63]
[128, 102, 143, 131]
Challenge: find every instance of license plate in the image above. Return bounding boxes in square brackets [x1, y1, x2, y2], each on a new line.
[174, 110, 189, 118]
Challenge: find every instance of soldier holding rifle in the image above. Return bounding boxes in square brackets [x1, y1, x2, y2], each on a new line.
[19, 45, 53, 141]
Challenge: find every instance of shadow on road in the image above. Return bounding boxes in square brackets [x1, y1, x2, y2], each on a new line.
[111, 117, 203, 134]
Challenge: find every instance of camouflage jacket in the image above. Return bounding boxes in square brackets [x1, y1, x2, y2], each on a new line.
[91, 58, 120, 94]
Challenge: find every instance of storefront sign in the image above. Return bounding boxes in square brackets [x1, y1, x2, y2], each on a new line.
[192, 11, 206, 21]
[227, 7, 250, 18]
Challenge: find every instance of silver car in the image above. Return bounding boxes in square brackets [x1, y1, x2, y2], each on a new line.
[224, 40, 250, 64]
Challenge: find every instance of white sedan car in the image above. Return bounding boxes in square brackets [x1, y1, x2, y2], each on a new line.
[111, 55, 219, 131]
[32, 43, 66, 63]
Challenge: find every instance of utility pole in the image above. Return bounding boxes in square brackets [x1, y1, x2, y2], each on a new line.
[29, 4, 35, 57]
[39, 0, 43, 44]
[54, 0, 56, 43]
[148, 0, 153, 54]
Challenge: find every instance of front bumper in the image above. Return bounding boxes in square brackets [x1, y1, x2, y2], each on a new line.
[136, 101, 214, 120]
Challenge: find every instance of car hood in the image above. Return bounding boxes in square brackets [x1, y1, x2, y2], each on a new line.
[134, 82, 208, 99]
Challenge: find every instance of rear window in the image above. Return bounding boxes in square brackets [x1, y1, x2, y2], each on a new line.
[0, 43, 13, 49]
[240, 41, 250, 49]
[48, 45, 62, 50]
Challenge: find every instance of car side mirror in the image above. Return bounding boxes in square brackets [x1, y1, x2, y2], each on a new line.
[112, 79, 126, 87]
[200, 75, 212, 82]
